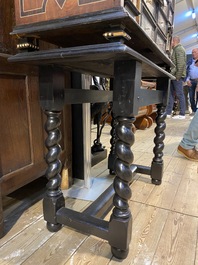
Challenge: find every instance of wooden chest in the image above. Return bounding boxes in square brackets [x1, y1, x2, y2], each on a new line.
[12, 0, 175, 66]
[14, 0, 130, 26]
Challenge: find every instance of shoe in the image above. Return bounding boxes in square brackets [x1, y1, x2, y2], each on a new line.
[166, 114, 172, 118]
[177, 145, 198, 161]
[189, 112, 195, 116]
[172, 115, 185, 120]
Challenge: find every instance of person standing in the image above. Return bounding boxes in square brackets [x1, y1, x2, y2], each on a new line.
[166, 36, 186, 119]
[185, 48, 198, 116]
[177, 110, 198, 161]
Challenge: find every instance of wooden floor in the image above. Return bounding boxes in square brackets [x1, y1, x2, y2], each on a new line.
[1, 116, 198, 265]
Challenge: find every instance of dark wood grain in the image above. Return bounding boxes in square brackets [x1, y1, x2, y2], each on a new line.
[0, 55, 72, 237]
[0, 0, 17, 54]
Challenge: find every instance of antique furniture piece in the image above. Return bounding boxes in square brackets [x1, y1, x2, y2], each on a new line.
[10, 0, 175, 259]
[0, 1, 72, 238]
[0, 55, 72, 238]
[104, 80, 158, 130]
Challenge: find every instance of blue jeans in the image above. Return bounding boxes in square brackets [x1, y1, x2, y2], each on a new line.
[188, 81, 198, 113]
[166, 79, 186, 116]
[180, 110, 198, 149]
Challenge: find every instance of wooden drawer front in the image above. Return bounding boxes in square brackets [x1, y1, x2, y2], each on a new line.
[156, 34, 166, 52]
[140, 0, 174, 53]
[141, 12, 155, 41]
[14, 0, 120, 26]
[144, 0, 156, 16]
[158, 11, 167, 35]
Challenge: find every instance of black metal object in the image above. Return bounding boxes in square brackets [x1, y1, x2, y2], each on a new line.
[71, 72, 85, 180]
[71, 72, 110, 178]
[8, 42, 173, 259]
[91, 76, 110, 154]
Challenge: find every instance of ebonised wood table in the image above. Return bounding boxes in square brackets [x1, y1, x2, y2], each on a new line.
[9, 41, 174, 259]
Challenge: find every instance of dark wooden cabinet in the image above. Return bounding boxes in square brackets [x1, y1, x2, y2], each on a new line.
[11, 0, 174, 66]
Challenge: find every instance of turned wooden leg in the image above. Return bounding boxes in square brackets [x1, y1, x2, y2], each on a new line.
[108, 113, 118, 175]
[109, 116, 135, 259]
[43, 110, 65, 232]
[108, 59, 141, 258]
[151, 104, 166, 185]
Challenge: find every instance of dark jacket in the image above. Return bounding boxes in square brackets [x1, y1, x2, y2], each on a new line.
[171, 43, 186, 80]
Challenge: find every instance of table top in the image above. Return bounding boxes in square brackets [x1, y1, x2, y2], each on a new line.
[9, 42, 174, 80]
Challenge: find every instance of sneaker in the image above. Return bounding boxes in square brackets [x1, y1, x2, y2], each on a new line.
[172, 115, 185, 120]
[189, 112, 195, 117]
[166, 114, 172, 118]
[177, 145, 198, 161]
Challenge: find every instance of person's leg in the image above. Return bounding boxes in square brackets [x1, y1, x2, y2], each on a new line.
[196, 82, 198, 111]
[183, 85, 189, 113]
[166, 81, 175, 115]
[180, 110, 198, 149]
[188, 81, 197, 113]
[174, 79, 185, 116]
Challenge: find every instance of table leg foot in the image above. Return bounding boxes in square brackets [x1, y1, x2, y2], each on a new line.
[111, 246, 129, 260]
[151, 178, 161, 185]
[47, 222, 62, 232]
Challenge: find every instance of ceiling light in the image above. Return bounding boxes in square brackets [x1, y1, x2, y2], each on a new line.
[192, 10, 196, 19]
